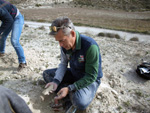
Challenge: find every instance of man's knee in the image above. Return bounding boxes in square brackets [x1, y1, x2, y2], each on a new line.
[43, 69, 56, 83]
[43, 70, 48, 78]
[72, 96, 90, 110]
[43, 70, 50, 83]
[73, 100, 88, 110]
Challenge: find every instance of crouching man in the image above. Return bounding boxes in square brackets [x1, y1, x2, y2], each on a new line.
[43, 17, 103, 112]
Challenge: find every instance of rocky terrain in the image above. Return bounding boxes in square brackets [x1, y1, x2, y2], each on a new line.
[0, 0, 150, 113]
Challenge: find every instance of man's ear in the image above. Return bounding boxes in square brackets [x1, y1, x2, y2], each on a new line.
[71, 30, 76, 37]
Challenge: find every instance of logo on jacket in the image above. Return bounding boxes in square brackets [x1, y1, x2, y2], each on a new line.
[78, 55, 84, 63]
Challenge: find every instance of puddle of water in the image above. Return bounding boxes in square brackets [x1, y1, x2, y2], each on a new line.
[25, 21, 150, 43]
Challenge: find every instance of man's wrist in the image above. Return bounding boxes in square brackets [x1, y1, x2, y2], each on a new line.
[68, 85, 72, 92]
[68, 85, 76, 92]
[52, 79, 60, 86]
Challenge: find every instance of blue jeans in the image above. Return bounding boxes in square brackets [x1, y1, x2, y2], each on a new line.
[0, 13, 26, 63]
[43, 68, 101, 110]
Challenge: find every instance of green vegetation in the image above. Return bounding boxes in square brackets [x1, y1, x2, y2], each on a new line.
[123, 100, 130, 107]
[117, 106, 123, 110]
[32, 81, 37, 85]
[0, 80, 4, 84]
[37, 19, 47, 23]
[34, 68, 40, 73]
[98, 32, 121, 39]
[0, 72, 3, 76]
[35, 4, 42, 7]
[129, 37, 139, 41]
[145, 51, 149, 55]
[135, 91, 143, 97]
[27, 101, 30, 105]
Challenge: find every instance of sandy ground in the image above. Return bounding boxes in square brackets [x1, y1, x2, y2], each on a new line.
[0, 23, 150, 113]
[0, 1, 150, 113]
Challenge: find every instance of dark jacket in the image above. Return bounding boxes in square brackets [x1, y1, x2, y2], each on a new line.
[0, 0, 17, 35]
[59, 31, 103, 90]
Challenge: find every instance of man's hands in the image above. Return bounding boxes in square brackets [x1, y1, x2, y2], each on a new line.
[45, 83, 69, 106]
[54, 87, 69, 105]
[55, 87, 69, 100]
[45, 82, 58, 93]
[50, 87, 69, 111]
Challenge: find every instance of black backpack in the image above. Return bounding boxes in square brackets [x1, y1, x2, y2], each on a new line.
[136, 62, 150, 80]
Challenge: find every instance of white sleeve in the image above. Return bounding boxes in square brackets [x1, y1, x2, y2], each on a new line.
[54, 48, 68, 82]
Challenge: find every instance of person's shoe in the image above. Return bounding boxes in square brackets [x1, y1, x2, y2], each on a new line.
[75, 106, 89, 113]
[0, 53, 5, 57]
[65, 104, 77, 113]
[18, 63, 27, 71]
[63, 98, 77, 113]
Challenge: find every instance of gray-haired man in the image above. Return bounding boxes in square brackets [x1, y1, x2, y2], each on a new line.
[43, 17, 103, 112]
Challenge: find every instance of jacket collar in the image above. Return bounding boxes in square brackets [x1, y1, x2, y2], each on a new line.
[75, 31, 81, 50]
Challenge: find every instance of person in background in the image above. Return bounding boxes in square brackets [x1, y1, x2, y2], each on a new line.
[0, 85, 32, 113]
[43, 17, 103, 112]
[0, 0, 26, 71]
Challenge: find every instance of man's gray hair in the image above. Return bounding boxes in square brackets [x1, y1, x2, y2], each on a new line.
[50, 17, 75, 36]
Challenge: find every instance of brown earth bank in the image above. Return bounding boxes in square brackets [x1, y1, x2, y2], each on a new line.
[73, 0, 150, 11]
[18, 3, 150, 34]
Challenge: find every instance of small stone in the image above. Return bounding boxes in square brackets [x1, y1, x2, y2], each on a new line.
[42, 85, 53, 95]
[39, 66, 46, 71]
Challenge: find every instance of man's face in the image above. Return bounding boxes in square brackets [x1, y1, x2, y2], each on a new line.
[54, 29, 75, 50]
